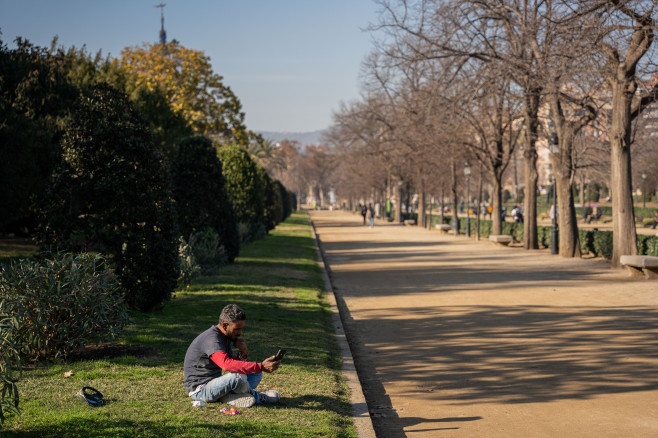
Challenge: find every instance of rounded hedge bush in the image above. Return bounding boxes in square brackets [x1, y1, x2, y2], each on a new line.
[171, 136, 239, 262]
[216, 144, 264, 241]
[39, 83, 179, 311]
[258, 167, 283, 231]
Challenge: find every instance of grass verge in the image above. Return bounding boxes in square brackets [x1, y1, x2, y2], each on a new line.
[2, 211, 356, 437]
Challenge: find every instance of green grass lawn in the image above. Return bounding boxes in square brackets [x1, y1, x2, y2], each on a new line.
[2, 212, 356, 437]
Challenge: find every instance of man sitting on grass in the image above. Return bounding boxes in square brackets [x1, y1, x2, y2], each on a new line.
[184, 304, 281, 408]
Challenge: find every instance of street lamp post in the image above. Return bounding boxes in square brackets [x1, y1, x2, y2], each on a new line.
[464, 162, 471, 237]
[642, 172, 647, 209]
[549, 137, 558, 255]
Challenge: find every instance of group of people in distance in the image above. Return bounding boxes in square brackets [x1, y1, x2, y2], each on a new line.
[360, 203, 375, 227]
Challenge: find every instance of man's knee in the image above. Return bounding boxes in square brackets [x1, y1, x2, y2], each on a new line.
[225, 372, 250, 393]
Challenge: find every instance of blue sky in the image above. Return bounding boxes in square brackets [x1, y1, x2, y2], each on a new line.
[1, 0, 381, 133]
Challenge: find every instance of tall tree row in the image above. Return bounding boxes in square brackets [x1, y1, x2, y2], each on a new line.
[326, 0, 657, 266]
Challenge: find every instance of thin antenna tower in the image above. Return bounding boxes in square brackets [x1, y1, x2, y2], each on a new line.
[155, 3, 167, 44]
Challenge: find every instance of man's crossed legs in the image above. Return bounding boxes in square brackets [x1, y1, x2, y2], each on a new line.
[190, 372, 279, 408]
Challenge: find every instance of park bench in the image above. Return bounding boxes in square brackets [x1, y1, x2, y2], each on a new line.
[620, 255, 658, 279]
[435, 224, 452, 234]
[489, 235, 513, 246]
[404, 219, 416, 226]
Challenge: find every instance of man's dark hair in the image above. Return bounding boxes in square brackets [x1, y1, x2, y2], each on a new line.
[219, 304, 246, 324]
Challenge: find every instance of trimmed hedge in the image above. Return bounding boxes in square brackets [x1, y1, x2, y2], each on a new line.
[426, 214, 657, 260]
[171, 136, 239, 263]
[216, 144, 265, 241]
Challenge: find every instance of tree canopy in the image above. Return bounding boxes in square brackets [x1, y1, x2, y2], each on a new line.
[120, 41, 251, 145]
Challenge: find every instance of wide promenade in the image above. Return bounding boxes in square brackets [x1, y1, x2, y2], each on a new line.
[310, 209, 658, 438]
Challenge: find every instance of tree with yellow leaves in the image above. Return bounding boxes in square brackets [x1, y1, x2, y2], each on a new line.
[120, 41, 250, 144]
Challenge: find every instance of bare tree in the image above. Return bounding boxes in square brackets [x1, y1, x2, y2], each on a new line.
[592, 0, 658, 266]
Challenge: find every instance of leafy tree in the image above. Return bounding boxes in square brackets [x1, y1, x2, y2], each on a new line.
[216, 144, 265, 240]
[120, 41, 250, 144]
[60, 44, 192, 158]
[171, 136, 239, 262]
[0, 38, 76, 234]
[39, 84, 179, 312]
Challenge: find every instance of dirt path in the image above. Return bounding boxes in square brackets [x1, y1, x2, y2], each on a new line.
[310, 210, 658, 438]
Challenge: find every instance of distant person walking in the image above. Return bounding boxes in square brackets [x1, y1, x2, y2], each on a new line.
[368, 203, 375, 228]
[361, 204, 367, 225]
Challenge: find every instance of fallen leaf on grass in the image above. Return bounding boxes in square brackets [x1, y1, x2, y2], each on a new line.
[64, 371, 73, 378]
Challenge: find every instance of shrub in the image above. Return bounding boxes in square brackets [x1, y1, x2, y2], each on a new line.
[593, 230, 614, 259]
[537, 226, 553, 248]
[171, 136, 239, 262]
[38, 84, 179, 311]
[0, 303, 21, 427]
[188, 228, 227, 275]
[644, 236, 658, 257]
[579, 229, 595, 255]
[276, 180, 292, 220]
[216, 144, 264, 240]
[177, 237, 200, 287]
[259, 167, 284, 231]
[0, 253, 129, 361]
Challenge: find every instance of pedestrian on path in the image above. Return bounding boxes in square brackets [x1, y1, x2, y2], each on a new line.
[368, 203, 375, 228]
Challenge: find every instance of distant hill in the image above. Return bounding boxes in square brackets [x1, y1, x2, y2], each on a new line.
[257, 130, 326, 147]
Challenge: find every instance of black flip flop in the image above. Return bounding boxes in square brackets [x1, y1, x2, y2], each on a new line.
[76, 386, 104, 407]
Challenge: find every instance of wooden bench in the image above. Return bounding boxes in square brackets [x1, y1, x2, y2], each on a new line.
[620, 255, 658, 279]
[404, 219, 416, 226]
[435, 224, 452, 234]
[489, 235, 513, 246]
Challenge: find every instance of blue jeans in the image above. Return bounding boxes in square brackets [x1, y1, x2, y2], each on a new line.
[190, 372, 262, 404]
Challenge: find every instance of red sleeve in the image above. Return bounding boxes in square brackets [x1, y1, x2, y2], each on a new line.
[210, 351, 262, 374]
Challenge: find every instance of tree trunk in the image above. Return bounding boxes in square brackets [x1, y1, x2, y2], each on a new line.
[523, 93, 540, 250]
[492, 177, 503, 235]
[476, 166, 483, 241]
[440, 185, 445, 225]
[555, 171, 581, 257]
[610, 82, 638, 266]
[450, 160, 460, 235]
[418, 189, 426, 227]
[395, 176, 403, 223]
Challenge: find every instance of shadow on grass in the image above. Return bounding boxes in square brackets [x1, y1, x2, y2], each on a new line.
[1, 417, 292, 438]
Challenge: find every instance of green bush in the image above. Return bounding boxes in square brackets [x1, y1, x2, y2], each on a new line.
[39, 84, 179, 311]
[579, 229, 595, 255]
[593, 231, 614, 260]
[259, 167, 283, 232]
[171, 136, 239, 263]
[277, 181, 292, 220]
[0, 40, 76, 236]
[0, 253, 129, 361]
[0, 303, 21, 427]
[188, 228, 227, 275]
[216, 144, 265, 241]
[646, 237, 658, 257]
[177, 237, 200, 287]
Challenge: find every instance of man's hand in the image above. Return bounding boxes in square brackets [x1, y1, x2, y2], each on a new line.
[234, 338, 248, 359]
[261, 356, 281, 373]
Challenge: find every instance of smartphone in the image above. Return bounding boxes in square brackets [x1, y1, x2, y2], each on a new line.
[273, 349, 286, 361]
